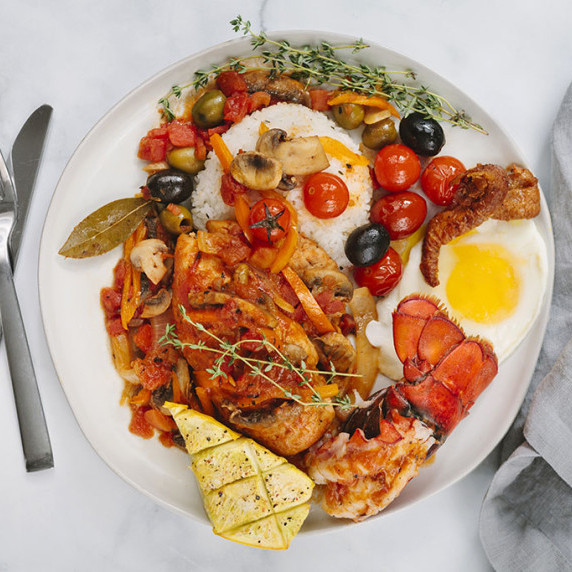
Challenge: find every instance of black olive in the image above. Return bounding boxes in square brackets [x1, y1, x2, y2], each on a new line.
[146, 169, 193, 204]
[345, 222, 390, 267]
[399, 112, 445, 156]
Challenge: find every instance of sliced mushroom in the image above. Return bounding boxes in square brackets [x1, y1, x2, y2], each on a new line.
[229, 151, 283, 190]
[278, 173, 297, 191]
[363, 107, 392, 125]
[242, 70, 311, 107]
[256, 128, 329, 176]
[141, 288, 172, 318]
[314, 331, 357, 375]
[304, 268, 354, 302]
[130, 239, 169, 285]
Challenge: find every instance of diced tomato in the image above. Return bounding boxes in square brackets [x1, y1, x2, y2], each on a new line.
[220, 172, 248, 206]
[207, 124, 230, 137]
[339, 313, 356, 336]
[194, 135, 207, 160]
[132, 346, 178, 391]
[224, 92, 249, 124]
[216, 70, 248, 96]
[113, 259, 128, 291]
[101, 287, 122, 315]
[129, 406, 154, 439]
[248, 91, 271, 113]
[167, 121, 197, 147]
[147, 126, 169, 140]
[309, 89, 333, 111]
[105, 317, 125, 337]
[314, 290, 346, 315]
[158, 431, 176, 448]
[134, 323, 154, 354]
[138, 136, 167, 162]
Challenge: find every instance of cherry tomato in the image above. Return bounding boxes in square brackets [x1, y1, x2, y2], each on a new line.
[353, 247, 403, 297]
[421, 156, 466, 206]
[303, 173, 350, 219]
[374, 144, 421, 192]
[248, 198, 291, 243]
[370, 191, 427, 240]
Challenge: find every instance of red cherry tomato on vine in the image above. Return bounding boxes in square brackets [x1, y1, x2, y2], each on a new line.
[420, 156, 466, 206]
[374, 144, 421, 192]
[248, 198, 291, 243]
[353, 247, 403, 297]
[370, 191, 427, 240]
[303, 172, 350, 219]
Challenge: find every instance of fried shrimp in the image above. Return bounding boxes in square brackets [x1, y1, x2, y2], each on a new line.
[420, 164, 509, 286]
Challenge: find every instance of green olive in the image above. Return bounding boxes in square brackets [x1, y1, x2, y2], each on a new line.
[191, 89, 226, 129]
[361, 117, 398, 150]
[166, 146, 205, 174]
[332, 103, 365, 130]
[159, 204, 194, 235]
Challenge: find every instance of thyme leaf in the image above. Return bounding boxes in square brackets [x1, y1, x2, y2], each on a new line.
[161, 305, 358, 411]
[158, 15, 486, 134]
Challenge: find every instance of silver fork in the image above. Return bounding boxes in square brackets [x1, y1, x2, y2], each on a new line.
[0, 150, 53, 471]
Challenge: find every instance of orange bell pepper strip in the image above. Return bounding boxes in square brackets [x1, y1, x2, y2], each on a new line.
[319, 136, 370, 167]
[209, 132, 233, 173]
[259, 121, 269, 135]
[195, 386, 215, 417]
[120, 222, 147, 330]
[234, 194, 254, 244]
[257, 190, 299, 273]
[270, 226, 298, 274]
[327, 91, 400, 119]
[130, 387, 152, 407]
[316, 384, 339, 399]
[171, 372, 182, 403]
[281, 266, 335, 335]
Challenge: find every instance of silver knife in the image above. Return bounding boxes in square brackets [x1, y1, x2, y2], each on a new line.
[9, 104, 53, 265]
[0, 106, 54, 471]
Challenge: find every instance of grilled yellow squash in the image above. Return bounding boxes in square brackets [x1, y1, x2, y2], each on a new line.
[165, 402, 314, 549]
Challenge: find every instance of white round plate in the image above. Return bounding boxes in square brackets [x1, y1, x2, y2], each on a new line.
[39, 31, 554, 533]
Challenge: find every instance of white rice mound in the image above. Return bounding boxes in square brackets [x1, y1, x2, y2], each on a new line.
[192, 103, 373, 270]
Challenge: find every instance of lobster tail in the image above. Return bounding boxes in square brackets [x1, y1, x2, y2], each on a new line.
[392, 295, 498, 437]
[305, 294, 499, 520]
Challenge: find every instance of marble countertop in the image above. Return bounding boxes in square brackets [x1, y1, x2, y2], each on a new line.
[1, 1, 570, 570]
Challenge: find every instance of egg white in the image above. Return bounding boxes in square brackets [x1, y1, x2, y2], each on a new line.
[366, 219, 548, 380]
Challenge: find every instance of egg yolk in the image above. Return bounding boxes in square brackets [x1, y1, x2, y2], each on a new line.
[446, 244, 519, 323]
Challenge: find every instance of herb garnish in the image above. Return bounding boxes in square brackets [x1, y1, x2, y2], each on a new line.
[160, 306, 355, 410]
[159, 15, 486, 134]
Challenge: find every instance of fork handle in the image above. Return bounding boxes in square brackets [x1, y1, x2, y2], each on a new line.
[0, 254, 53, 471]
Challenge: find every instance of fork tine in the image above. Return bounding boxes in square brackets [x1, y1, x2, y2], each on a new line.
[0, 149, 16, 204]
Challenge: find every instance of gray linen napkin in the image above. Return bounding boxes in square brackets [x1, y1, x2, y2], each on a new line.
[479, 83, 572, 571]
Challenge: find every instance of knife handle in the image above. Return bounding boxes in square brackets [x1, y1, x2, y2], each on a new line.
[0, 253, 54, 471]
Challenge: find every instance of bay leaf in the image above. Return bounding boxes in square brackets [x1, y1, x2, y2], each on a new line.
[59, 198, 153, 258]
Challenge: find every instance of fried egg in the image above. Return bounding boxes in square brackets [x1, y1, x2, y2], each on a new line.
[367, 219, 548, 380]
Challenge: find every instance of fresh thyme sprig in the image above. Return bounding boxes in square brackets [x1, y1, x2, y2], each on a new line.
[158, 15, 486, 134]
[159, 306, 355, 410]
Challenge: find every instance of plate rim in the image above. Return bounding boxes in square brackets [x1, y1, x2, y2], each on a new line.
[38, 29, 555, 532]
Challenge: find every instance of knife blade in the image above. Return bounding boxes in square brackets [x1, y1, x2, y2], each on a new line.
[9, 104, 52, 266]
